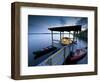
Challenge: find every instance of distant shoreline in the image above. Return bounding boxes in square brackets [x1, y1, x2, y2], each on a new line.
[28, 33, 73, 35]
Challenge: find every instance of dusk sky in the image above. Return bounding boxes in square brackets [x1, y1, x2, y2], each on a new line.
[28, 15, 88, 33]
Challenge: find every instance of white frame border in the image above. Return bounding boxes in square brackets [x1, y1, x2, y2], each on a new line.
[20, 6, 95, 75]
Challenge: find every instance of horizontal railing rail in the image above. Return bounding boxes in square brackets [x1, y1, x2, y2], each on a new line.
[38, 46, 70, 66]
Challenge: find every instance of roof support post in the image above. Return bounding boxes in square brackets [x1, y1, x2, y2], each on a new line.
[69, 31, 70, 39]
[51, 31, 53, 46]
[75, 31, 76, 42]
[73, 32, 75, 42]
[62, 32, 64, 37]
[73, 31, 74, 41]
[60, 32, 61, 43]
[76, 31, 78, 42]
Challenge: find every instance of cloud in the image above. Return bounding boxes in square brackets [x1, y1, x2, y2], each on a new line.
[59, 17, 82, 26]
[76, 18, 88, 26]
[28, 15, 88, 33]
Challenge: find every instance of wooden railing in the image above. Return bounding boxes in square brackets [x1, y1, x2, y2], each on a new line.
[38, 46, 70, 66]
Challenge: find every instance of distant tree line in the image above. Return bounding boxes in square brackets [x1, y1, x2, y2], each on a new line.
[76, 29, 88, 42]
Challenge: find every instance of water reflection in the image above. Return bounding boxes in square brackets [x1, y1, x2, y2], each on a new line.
[28, 34, 87, 66]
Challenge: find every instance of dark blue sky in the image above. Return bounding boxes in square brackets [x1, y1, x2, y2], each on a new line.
[28, 15, 88, 33]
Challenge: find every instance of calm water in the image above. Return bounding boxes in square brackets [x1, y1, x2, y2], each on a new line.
[28, 34, 87, 66]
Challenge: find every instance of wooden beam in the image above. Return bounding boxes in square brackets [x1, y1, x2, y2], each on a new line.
[69, 31, 70, 39]
[60, 32, 61, 43]
[63, 32, 64, 37]
[73, 32, 75, 41]
[51, 31, 53, 46]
